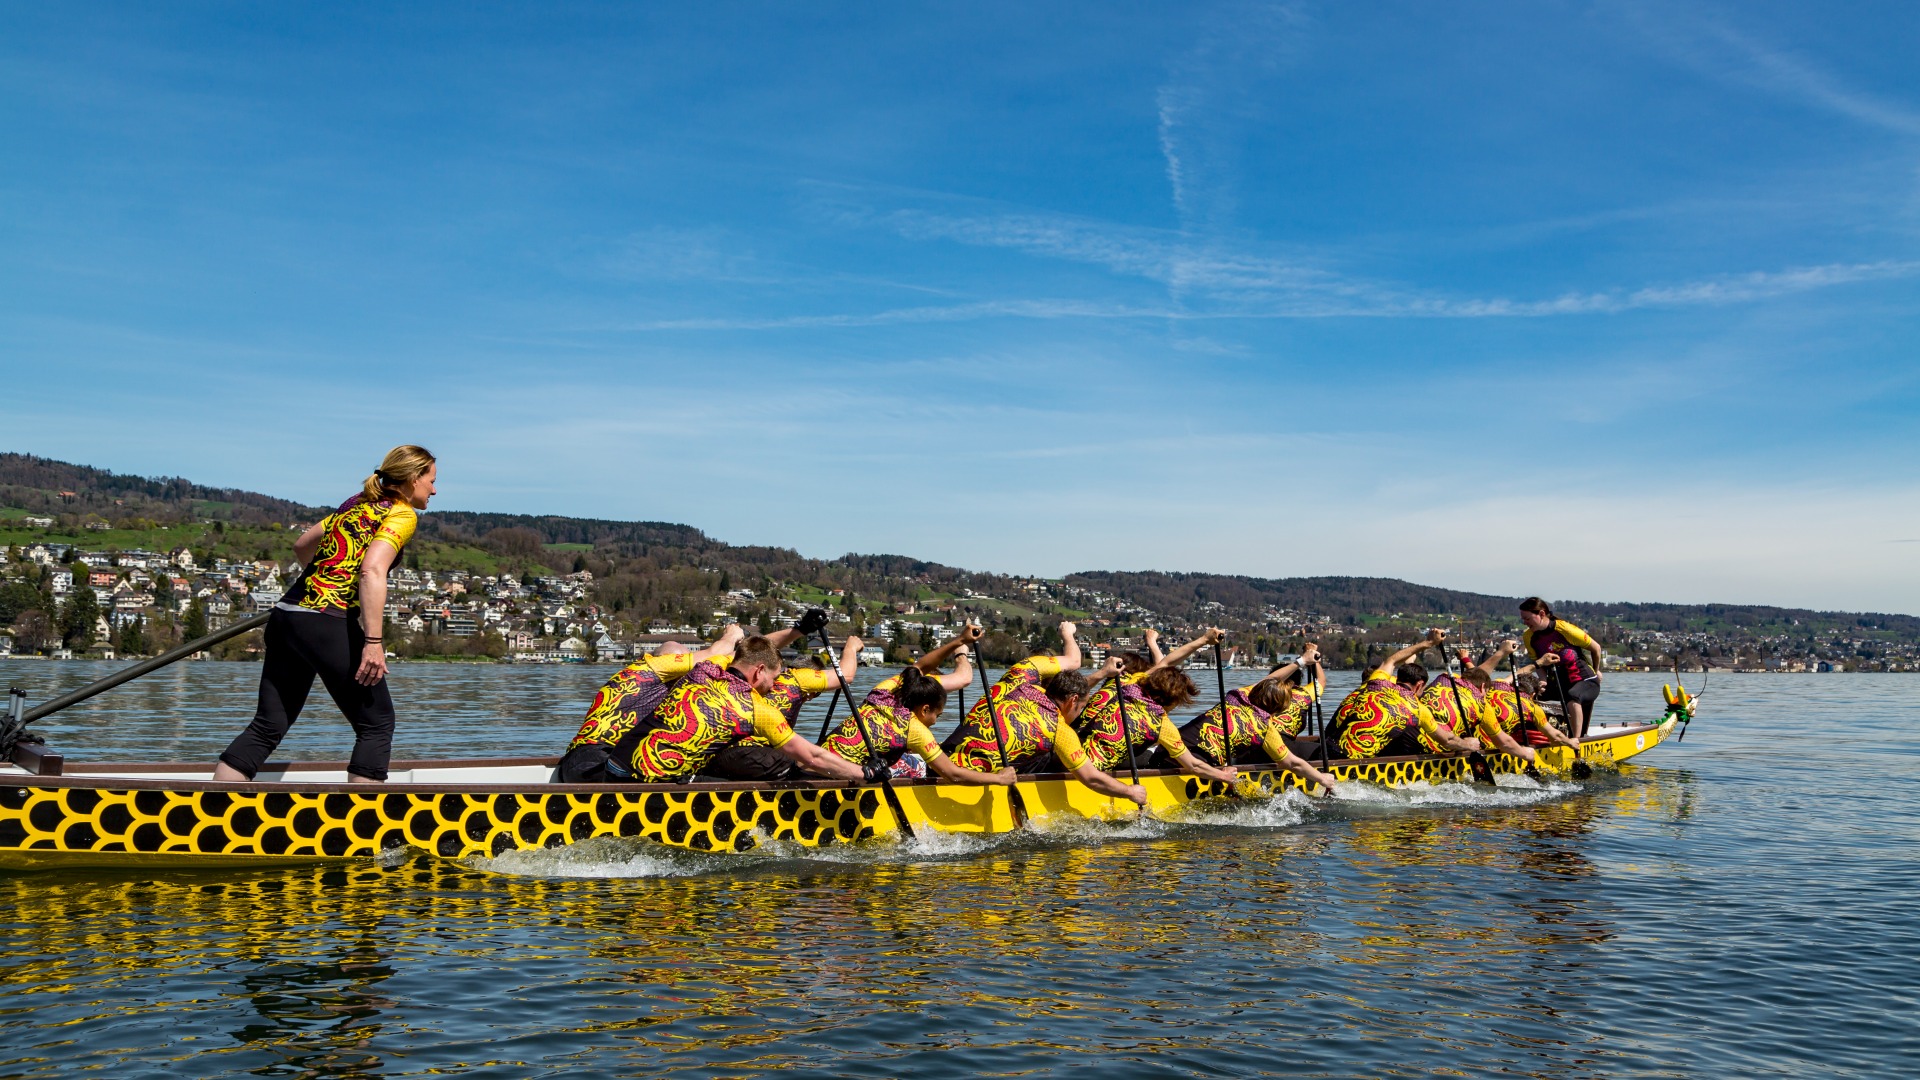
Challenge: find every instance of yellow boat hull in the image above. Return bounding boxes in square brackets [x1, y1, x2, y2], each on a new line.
[0, 719, 1674, 869]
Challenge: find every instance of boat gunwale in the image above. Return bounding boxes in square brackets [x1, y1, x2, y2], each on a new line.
[5, 722, 1667, 795]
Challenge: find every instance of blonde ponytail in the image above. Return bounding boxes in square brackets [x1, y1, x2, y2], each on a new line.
[362, 444, 436, 501]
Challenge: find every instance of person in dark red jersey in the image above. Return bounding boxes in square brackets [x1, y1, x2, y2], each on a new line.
[1517, 597, 1604, 739]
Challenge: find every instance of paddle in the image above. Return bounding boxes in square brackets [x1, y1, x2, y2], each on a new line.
[1314, 658, 1332, 772]
[1439, 639, 1496, 786]
[970, 644, 1030, 827]
[11, 609, 272, 735]
[814, 627, 915, 841]
[812, 651, 844, 742]
[1212, 641, 1232, 778]
[1107, 673, 1142, 788]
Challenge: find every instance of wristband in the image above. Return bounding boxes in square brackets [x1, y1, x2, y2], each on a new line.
[364, 637, 383, 644]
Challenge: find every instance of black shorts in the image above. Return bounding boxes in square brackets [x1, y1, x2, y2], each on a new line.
[1541, 677, 1600, 726]
[556, 744, 611, 784]
[702, 742, 801, 782]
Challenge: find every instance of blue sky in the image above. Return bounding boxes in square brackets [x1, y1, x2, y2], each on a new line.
[4, 2, 1918, 612]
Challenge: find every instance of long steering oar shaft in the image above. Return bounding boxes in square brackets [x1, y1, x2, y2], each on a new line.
[21, 609, 272, 727]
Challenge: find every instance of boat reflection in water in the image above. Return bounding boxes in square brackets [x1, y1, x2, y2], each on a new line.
[0, 772, 1696, 1076]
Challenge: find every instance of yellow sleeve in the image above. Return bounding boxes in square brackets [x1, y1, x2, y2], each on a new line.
[1367, 666, 1393, 683]
[1472, 703, 1504, 742]
[875, 673, 903, 694]
[1556, 620, 1603, 666]
[372, 504, 416, 550]
[1050, 719, 1087, 771]
[1414, 704, 1446, 739]
[786, 668, 833, 694]
[750, 697, 795, 748]
[1260, 727, 1291, 763]
[644, 652, 699, 679]
[906, 719, 945, 763]
[1121, 671, 1147, 686]
[1027, 655, 1064, 678]
[1154, 715, 1187, 757]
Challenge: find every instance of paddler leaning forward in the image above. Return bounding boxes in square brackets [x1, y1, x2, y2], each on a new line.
[602, 633, 871, 785]
[1462, 641, 1583, 771]
[1324, 629, 1482, 760]
[940, 621, 1149, 808]
[1160, 643, 1339, 794]
[555, 621, 748, 783]
[1074, 628, 1239, 787]
[821, 624, 1017, 786]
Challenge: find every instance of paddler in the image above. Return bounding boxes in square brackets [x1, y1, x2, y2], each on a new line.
[556, 609, 831, 783]
[823, 625, 1016, 786]
[1518, 597, 1605, 738]
[1074, 629, 1238, 785]
[556, 622, 749, 782]
[941, 621, 1148, 807]
[1469, 668, 1582, 771]
[1324, 629, 1482, 760]
[603, 633, 871, 784]
[213, 445, 437, 785]
[702, 629, 864, 781]
[1266, 644, 1328, 743]
[1160, 644, 1339, 793]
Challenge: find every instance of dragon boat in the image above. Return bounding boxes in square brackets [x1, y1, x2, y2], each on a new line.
[0, 685, 1696, 870]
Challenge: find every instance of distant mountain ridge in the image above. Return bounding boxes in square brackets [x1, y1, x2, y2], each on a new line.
[4, 452, 1915, 664]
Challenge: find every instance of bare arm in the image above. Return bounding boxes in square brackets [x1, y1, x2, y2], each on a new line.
[354, 540, 399, 686]
[293, 522, 325, 566]
[1280, 750, 1338, 793]
[936, 650, 974, 691]
[776, 736, 865, 781]
[693, 623, 746, 663]
[916, 624, 983, 674]
[928, 755, 1016, 786]
[1144, 628, 1164, 665]
[764, 627, 804, 650]
[1153, 628, 1223, 672]
[836, 635, 862, 685]
[1381, 629, 1446, 674]
[1486, 725, 1538, 763]
[1170, 749, 1236, 784]
[1057, 621, 1081, 671]
[1477, 639, 1520, 676]
[1432, 723, 1481, 753]
[1071, 759, 1147, 805]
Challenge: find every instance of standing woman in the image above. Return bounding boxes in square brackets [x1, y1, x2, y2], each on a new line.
[1517, 597, 1603, 739]
[212, 446, 437, 784]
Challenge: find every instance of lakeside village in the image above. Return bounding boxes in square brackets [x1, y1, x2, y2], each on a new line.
[0, 535, 1897, 673]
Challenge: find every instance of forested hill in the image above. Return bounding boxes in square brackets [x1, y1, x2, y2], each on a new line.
[1061, 570, 1920, 639]
[2, 452, 1915, 670]
[0, 454, 315, 526]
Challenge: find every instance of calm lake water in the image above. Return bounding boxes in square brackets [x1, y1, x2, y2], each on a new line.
[2, 661, 1915, 1077]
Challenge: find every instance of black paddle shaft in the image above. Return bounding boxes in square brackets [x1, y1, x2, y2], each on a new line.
[970, 644, 1030, 825]
[815, 629, 915, 841]
[1212, 641, 1230, 755]
[1108, 674, 1142, 787]
[1313, 660, 1332, 770]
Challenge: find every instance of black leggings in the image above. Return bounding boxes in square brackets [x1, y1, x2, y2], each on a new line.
[219, 608, 396, 781]
[1541, 677, 1600, 737]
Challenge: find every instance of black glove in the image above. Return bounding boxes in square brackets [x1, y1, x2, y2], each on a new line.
[796, 608, 829, 636]
[860, 761, 892, 785]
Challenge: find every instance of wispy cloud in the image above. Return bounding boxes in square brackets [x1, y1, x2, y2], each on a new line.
[1622, 4, 1920, 137]
[603, 254, 1920, 331]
